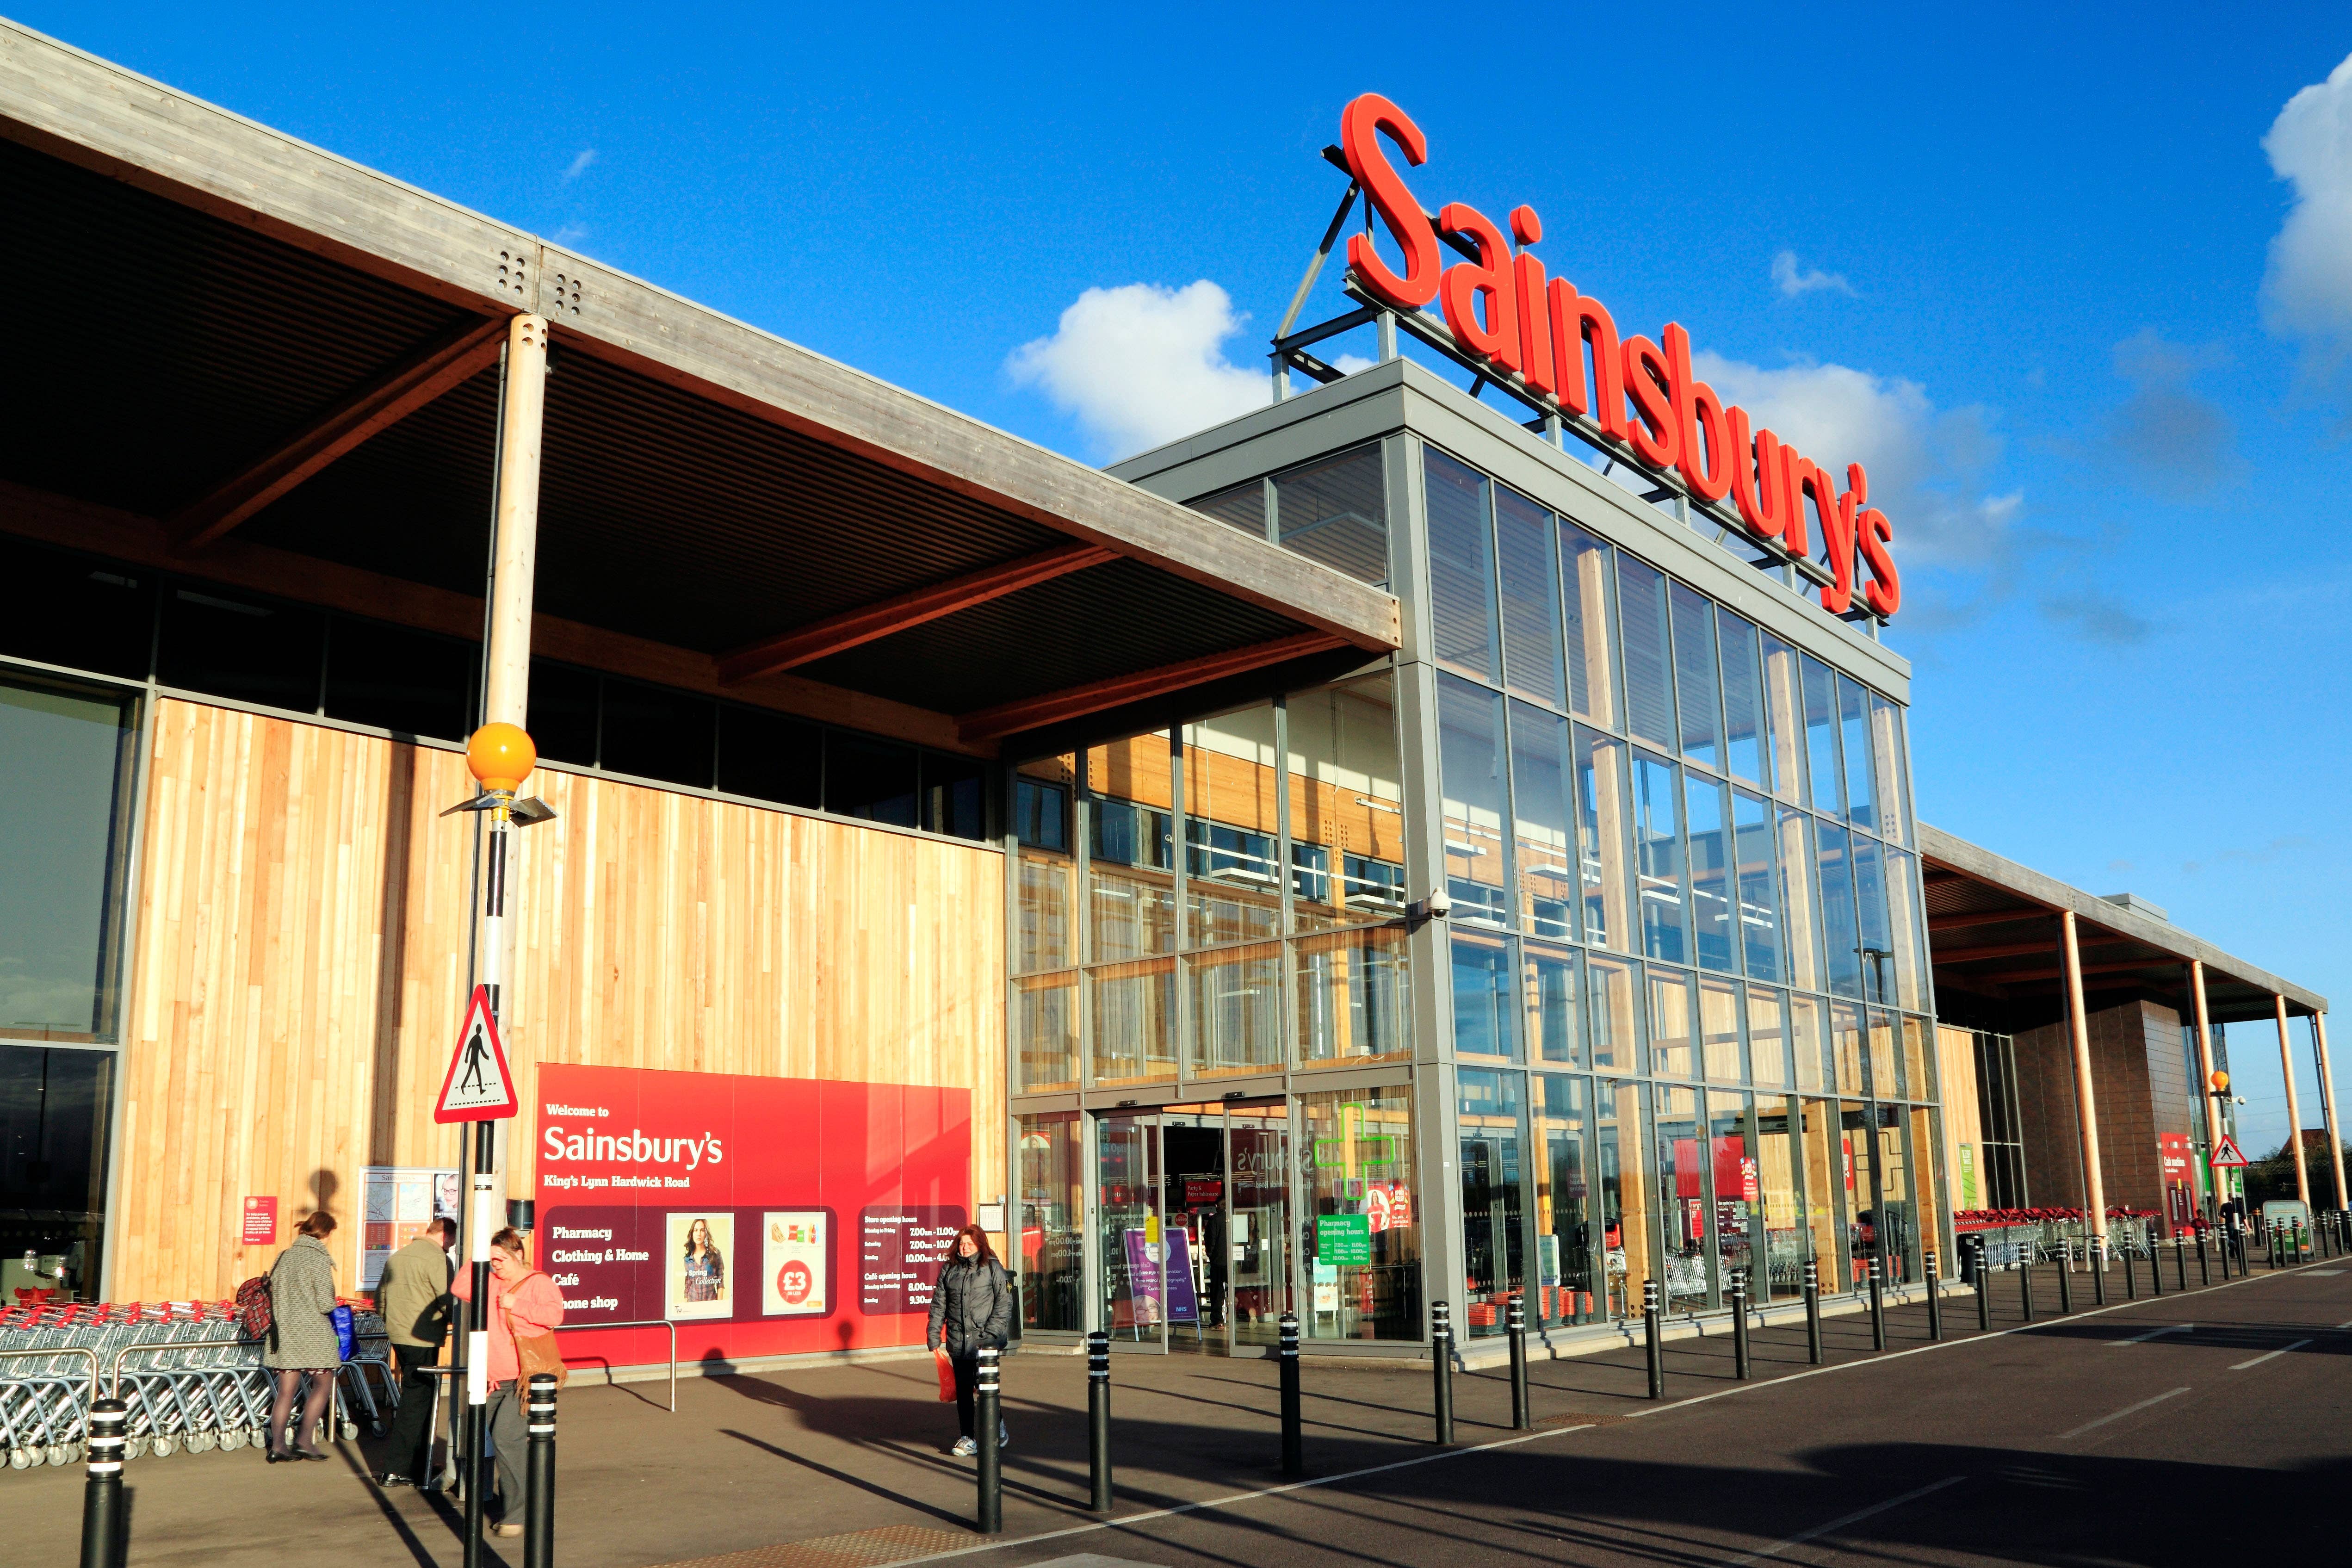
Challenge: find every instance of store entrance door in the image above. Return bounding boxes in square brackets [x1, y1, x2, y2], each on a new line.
[1094, 1101, 1291, 1354]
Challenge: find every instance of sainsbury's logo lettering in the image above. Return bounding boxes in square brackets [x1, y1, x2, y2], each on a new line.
[542, 1125, 725, 1169]
[1338, 93, 1899, 620]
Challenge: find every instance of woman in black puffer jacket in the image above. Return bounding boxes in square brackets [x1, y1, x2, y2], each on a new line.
[926, 1224, 1012, 1456]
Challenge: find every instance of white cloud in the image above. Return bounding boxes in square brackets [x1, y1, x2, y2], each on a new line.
[1692, 351, 2010, 570]
[1770, 250, 1855, 298]
[562, 147, 597, 183]
[2262, 54, 2352, 381]
[1007, 281, 1268, 460]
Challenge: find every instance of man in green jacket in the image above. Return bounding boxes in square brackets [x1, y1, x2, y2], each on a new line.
[372, 1218, 454, 1488]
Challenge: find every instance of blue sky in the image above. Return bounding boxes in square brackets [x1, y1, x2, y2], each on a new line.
[25, 4, 2352, 1161]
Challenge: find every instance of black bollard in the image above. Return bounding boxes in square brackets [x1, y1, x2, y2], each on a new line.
[2018, 1245, 2036, 1322]
[2196, 1228, 2210, 1286]
[2055, 1242, 2073, 1314]
[2173, 1236, 2188, 1291]
[1867, 1254, 1887, 1350]
[1971, 1239, 1992, 1331]
[2088, 1233, 2106, 1305]
[1276, 1314, 1302, 1481]
[974, 1347, 1002, 1534]
[2123, 1233, 2139, 1297]
[1925, 1250, 1943, 1340]
[80, 1399, 127, 1568]
[1731, 1271, 1752, 1379]
[2148, 1230, 2165, 1297]
[1506, 1298, 1530, 1430]
[2269, 1224, 2281, 1271]
[1430, 1302, 1455, 1444]
[1804, 1258, 1825, 1363]
[524, 1374, 557, 1568]
[1643, 1279, 1665, 1398]
[1089, 1330, 1114, 1508]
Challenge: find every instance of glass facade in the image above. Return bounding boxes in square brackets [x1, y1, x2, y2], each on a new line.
[1007, 424, 1935, 1352]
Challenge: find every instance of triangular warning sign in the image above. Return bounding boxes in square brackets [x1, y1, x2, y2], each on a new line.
[434, 985, 519, 1123]
[2210, 1134, 2250, 1169]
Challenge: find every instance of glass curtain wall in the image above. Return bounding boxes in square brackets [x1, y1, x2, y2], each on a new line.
[1412, 440, 1942, 1316]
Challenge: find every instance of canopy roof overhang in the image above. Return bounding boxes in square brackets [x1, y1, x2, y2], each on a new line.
[0, 22, 1397, 757]
[1920, 823, 2325, 1032]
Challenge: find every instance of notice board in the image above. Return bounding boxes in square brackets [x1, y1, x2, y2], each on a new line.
[535, 1064, 969, 1363]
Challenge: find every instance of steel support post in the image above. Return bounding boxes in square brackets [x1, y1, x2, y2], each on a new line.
[975, 1348, 1002, 1534]
[2278, 997, 2311, 1207]
[1088, 1331, 1114, 1509]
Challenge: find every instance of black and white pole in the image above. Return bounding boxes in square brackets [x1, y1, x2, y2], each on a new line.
[462, 805, 512, 1568]
[1803, 1258, 1824, 1363]
[2173, 1235, 2188, 1291]
[974, 1347, 1002, 1534]
[1643, 1279, 1665, 1399]
[1973, 1238, 1993, 1330]
[1088, 1330, 1113, 1509]
[2196, 1226, 2210, 1286]
[2018, 1242, 2036, 1321]
[1506, 1297, 1530, 1429]
[1429, 1301, 1455, 1444]
[1925, 1250, 1943, 1340]
[1277, 1314, 1302, 1481]
[1730, 1270, 1752, 1379]
[524, 1374, 557, 1568]
[2148, 1227, 2165, 1297]
[79, 1400, 127, 1568]
[2055, 1239, 2073, 1314]
[2090, 1233, 2108, 1305]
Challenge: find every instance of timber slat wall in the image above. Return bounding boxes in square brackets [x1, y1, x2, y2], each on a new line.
[119, 698, 1003, 1302]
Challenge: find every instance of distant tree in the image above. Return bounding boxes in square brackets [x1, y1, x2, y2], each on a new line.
[2242, 1133, 2352, 1207]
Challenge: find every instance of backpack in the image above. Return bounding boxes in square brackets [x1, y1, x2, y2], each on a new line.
[234, 1273, 274, 1341]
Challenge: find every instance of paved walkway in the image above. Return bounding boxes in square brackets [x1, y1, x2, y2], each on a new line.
[5, 1253, 2335, 1567]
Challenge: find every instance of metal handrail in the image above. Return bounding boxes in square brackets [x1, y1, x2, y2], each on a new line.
[553, 1320, 676, 1412]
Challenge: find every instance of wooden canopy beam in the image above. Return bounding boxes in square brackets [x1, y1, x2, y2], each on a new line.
[717, 541, 1115, 685]
[1971, 958, 2192, 985]
[1933, 937, 2137, 965]
[167, 316, 506, 549]
[958, 630, 1347, 743]
[1926, 907, 2051, 932]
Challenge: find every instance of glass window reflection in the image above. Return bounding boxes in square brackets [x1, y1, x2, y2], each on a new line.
[1838, 675, 1876, 835]
[1452, 932, 1520, 1060]
[1816, 821, 1864, 1000]
[1618, 555, 1677, 750]
[1495, 486, 1563, 705]
[1717, 608, 1771, 792]
[1560, 521, 1618, 728]
[1185, 705, 1281, 948]
[1574, 725, 1634, 953]
[1286, 675, 1405, 930]
[1801, 656, 1843, 819]
[1524, 943, 1581, 1066]
[1685, 773, 1735, 973]
[1437, 675, 1510, 927]
[1669, 582, 1721, 771]
[1632, 751, 1688, 963]
[1426, 450, 1499, 681]
[1510, 700, 1576, 940]
[1733, 790, 1783, 982]
[1276, 446, 1389, 586]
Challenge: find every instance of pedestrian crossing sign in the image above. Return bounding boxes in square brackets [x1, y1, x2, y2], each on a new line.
[2210, 1134, 2249, 1169]
[433, 985, 519, 1123]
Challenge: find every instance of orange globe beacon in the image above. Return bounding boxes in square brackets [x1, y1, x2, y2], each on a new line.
[466, 722, 537, 794]
[2208, 1069, 2230, 1094]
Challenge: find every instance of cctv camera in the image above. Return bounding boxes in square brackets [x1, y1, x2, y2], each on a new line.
[1427, 888, 1453, 919]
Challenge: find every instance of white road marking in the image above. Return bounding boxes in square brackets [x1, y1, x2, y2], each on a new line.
[2108, 1323, 2193, 1346]
[2054, 1386, 2190, 1439]
[2229, 1338, 2313, 1370]
[1717, 1475, 1968, 1566]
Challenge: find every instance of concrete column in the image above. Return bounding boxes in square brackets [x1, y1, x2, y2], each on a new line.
[2189, 961, 2218, 1208]
[2316, 1012, 2348, 1212]
[2060, 911, 2107, 1242]
[483, 313, 549, 727]
[2278, 995, 2310, 1206]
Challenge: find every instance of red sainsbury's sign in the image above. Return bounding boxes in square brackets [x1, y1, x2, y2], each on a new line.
[1337, 93, 1900, 620]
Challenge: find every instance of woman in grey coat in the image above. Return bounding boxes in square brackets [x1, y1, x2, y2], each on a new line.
[264, 1211, 343, 1462]
[925, 1224, 1012, 1456]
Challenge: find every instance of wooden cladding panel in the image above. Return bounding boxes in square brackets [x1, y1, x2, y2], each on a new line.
[118, 699, 1003, 1303]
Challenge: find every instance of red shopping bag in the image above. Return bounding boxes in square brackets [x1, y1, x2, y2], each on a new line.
[935, 1346, 956, 1402]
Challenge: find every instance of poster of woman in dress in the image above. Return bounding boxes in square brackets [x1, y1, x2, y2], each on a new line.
[667, 1214, 732, 1320]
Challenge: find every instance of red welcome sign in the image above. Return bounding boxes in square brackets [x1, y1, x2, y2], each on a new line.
[535, 1063, 970, 1367]
[1337, 93, 1901, 620]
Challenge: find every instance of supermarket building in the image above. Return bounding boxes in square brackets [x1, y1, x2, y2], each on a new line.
[0, 26, 2340, 1368]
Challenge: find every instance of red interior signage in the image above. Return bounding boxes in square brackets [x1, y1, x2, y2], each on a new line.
[1338, 93, 1900, 620]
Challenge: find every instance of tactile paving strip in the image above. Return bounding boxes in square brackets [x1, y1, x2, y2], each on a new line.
[648, 1523, 977, 1568]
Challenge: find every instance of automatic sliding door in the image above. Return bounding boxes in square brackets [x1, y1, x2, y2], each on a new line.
[1097, 1113, 1165, 1346]
[1228, 1103, 1291, 1351]
[1162, 1108, 1221, 1352]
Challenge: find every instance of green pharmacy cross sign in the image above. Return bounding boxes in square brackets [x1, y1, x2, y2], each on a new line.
[1312, 1102, 1399, 1176]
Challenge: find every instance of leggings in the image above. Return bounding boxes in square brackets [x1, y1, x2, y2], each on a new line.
[268, 1368, 336, 1455]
